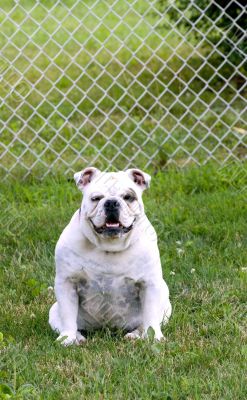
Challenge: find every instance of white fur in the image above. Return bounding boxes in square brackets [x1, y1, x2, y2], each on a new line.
[49, 169, 172, 345]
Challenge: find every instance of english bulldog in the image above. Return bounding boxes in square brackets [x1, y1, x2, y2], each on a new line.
[49, 167, 171, 345]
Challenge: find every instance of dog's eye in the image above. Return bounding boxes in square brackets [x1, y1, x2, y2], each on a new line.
[91, 196, 103, 202]
[123, 194, 135, 202]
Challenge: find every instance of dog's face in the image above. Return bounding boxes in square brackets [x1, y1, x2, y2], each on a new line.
[74, 167, 151, 250]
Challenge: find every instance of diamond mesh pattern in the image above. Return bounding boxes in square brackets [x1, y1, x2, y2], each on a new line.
[0, 0, 246, 179]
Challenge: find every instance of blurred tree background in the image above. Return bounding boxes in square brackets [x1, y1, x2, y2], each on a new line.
[158, 0, 247, 76]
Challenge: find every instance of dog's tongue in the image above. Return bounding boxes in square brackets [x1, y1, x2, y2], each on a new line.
[106, 222, 120, 228]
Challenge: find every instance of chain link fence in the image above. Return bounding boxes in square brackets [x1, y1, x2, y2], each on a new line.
[0, 0, 246, 179]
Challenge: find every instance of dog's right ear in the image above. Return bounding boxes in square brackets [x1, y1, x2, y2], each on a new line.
[74, 167, 100, 190]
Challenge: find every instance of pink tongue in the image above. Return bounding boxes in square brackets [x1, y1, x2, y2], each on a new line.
[106, 222, 120, 228]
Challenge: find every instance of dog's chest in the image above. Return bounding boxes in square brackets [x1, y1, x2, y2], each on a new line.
[73, 271, 142, 330]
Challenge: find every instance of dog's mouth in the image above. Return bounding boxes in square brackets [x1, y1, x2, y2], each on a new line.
[90, 219, 135, 236]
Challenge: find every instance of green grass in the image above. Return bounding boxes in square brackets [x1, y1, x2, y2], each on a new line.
[0, 164, 246, 399]
[0, 0, 246, 177]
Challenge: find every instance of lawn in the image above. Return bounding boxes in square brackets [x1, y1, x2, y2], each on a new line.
[0, 163, 246, 399]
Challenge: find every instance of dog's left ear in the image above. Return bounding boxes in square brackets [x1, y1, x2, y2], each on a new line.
[74, 167, 101, 190]
[126, 168, 151, 191]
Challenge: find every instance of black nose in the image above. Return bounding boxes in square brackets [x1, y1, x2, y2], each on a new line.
[104, 199, 120, 211]
[104, 199, 120, 222]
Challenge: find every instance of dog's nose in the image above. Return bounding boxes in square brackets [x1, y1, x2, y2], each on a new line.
[104, 199, 120, 211]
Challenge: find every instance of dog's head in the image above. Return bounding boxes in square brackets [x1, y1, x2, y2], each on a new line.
[74, 167, 151, 251]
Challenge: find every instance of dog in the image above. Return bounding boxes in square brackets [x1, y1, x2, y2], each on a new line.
[49, 167, 171, 345]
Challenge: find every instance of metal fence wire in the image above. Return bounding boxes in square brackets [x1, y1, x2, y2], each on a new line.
[0, 0, 246, 179]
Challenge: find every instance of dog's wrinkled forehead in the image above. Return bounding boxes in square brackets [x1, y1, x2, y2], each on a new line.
[90, 172, 131, 196]
[74, 167, 151, 195]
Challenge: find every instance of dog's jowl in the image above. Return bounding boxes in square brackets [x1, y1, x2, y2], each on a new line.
[49, 167, 172, 345]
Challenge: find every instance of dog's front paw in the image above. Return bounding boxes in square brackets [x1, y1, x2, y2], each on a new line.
[57, 330, 86, 346]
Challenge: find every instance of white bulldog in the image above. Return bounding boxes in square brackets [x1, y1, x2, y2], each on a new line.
[49, 167, 172, 345]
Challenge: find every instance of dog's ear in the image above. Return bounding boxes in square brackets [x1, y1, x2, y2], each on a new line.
[126, 168, 151, 191]
[74, 167, 100, 190]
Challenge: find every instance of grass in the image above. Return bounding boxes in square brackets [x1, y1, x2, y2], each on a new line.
[0, 163, 247, 399]
[0, 0, 246, 177]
